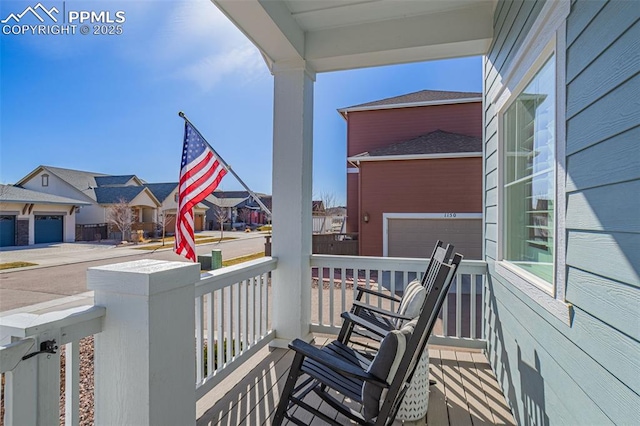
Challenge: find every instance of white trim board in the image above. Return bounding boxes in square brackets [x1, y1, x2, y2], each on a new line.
[382, 212, 482, 256]
[491, 0, 570, 325]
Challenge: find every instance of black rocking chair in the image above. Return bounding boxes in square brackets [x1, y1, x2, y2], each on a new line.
[273, 247, 462, 426]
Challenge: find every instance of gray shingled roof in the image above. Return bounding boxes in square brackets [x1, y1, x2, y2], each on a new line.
[236, 195, 273, 210]
[0, 184, 91, 205]
[95, 175, 137, 186]
[354, 130, 482, 158]
[144, 183, 178, 203]
[341, 89, 482, 111]
[204, 190, 269, 209]
[42, 165, 107, 201]
[94, 186, 147, 204]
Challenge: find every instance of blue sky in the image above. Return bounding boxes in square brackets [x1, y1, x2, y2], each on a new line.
[1, 0, 482, 205]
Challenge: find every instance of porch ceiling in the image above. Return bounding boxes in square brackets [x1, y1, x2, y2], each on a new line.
[213, 0, 496, 73]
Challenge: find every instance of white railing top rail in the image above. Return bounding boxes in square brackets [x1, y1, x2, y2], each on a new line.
[0, 305, 105, 344]
[310, 254, 487, 274]
[196, 256, 277, 297]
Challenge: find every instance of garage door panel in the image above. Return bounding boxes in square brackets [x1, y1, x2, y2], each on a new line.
[0, 215, 16, 247]
[35, 215, 64, 244]
[388, 219, 482, 259]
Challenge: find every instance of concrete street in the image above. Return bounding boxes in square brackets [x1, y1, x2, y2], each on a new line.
[0, 231, 268, 313]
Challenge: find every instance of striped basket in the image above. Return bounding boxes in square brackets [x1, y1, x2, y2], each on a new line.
[397, 349, 430, 421]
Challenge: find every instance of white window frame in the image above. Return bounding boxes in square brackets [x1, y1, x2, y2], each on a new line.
[42, 174, 49, 187]
[493, 0, 571, 324]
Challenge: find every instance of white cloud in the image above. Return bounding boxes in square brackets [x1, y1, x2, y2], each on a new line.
[144, 0, 268, 90]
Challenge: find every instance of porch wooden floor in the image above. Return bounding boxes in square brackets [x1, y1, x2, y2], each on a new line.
[196, 336, 516, 426]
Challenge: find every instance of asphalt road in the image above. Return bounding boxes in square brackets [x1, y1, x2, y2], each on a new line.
[0, 236, 267, 312]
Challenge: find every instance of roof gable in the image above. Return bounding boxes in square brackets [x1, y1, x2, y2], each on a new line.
[144, 183, 178, 203]
[339, 89, 482, 117]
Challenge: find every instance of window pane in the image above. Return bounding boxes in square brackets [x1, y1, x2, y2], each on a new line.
[503, 55, 555, 284]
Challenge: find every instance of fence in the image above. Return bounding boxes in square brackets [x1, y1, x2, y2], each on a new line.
[75, 223, 108, 241]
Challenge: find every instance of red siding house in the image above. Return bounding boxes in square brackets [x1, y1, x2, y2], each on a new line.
[341, 89, 483, 258]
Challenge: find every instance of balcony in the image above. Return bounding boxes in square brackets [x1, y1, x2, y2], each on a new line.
[0, 255, 514, 425]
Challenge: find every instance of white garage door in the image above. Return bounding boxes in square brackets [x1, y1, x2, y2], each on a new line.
[387, 218, 482, 259]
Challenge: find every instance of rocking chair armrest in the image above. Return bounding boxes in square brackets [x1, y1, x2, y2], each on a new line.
[340, 311, 389, 338]
[288, 339, 389, 387]
[351, 301, 414, 321]
[354, 286, 402, 303]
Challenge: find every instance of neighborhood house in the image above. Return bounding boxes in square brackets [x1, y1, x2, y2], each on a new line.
[342, 90, 483, 258]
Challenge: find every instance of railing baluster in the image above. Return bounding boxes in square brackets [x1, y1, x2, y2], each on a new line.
[377, 269, 383, 309]
[482, 274, 487, 340]
[219, 287, 231, 367]
[216, 288, 224, 372]
[195, 296, 204, 382]
[255, 275, 261, 339]
[261, 273, 267, 336]
[329, 267, 335, 327]
[65, 341, 80, 426]
[255, 276, 261, 342]
[365, 269, 371, 305]
[234, 282, 240, 357]
[442, 287, 449, 337]
[390, 270, 396, 312]
[241, 280, 248, 352]
[471, 275, 477, 339]
[206, 292, 214, 378]
[341, 268, 346, 314]
[456, 273, 462, 338]
[318, 267, 324, 325]
[248, 277, 255, 345]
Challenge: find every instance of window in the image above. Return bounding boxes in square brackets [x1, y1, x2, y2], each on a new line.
[42, 174, 49, 187]
[174, 192, 179, 202]
[503, 55, 555, 285]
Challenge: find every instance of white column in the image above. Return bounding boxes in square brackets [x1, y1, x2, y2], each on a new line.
[270, 60, 315, 348]
[87, 259, 200, 426]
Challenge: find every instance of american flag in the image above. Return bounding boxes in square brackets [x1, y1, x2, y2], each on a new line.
[175, 121, 227, 261]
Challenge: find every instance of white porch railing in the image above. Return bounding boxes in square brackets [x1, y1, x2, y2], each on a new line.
[310, 254, 488, 349]
[194, 257, 276, 400]
[0, 305, 105, 426]
[0, 258, 276, 425]
[1, 254, 487, 424]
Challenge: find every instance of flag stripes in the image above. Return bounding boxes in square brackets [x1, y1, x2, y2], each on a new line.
[175, 121, 228, 261]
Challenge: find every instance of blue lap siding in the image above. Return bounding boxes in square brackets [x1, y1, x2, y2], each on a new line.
[483, 0, 640, 424]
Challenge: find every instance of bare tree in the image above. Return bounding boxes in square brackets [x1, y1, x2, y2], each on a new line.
[212, 205, 228, 240]
[314, 190, 344, 234]
[107, 198, 133, 242]
[157, 209, 175, 246]
[317, 191, 337, 215]
[238, 207, 252, 229]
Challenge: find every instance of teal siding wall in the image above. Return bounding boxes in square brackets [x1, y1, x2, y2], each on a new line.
[483, 0, 640, 424]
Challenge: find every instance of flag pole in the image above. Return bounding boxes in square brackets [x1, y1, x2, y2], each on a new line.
[178, 111, 272, 217]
